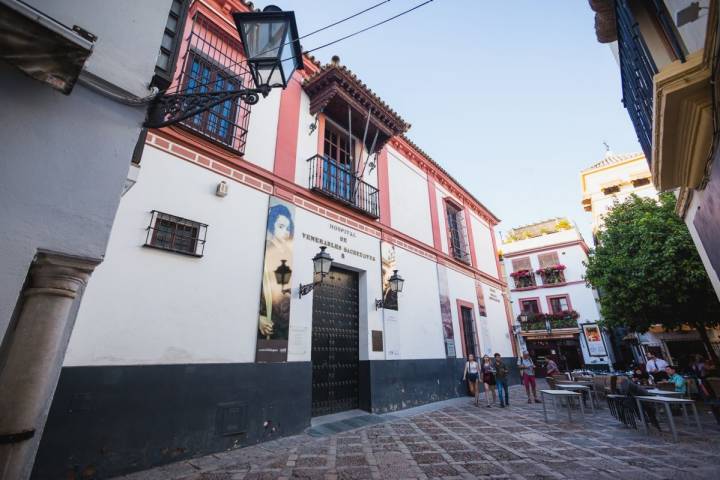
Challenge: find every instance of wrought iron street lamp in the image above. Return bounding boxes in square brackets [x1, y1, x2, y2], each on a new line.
[298, 246, 333, 298]
[375, 270, 405, 309]
[274, 259, 292, 295]
[145, 5, 302, 128]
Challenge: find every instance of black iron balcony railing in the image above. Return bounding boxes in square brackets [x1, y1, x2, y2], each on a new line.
[615, 0, 658, 160]
[307, 155, 379, 218]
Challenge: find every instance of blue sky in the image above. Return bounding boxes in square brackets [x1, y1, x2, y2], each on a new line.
[270, 0, 642, 244]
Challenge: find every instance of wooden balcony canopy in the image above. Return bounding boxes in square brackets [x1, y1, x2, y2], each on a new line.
[303, 59, 410, 154]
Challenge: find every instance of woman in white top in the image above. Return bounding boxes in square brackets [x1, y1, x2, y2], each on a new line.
[463, 354, 480, 405]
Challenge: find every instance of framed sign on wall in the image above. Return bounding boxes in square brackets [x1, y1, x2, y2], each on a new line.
[581, 323, 608, 357]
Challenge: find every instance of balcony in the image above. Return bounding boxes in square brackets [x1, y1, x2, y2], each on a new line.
[510, 270, 536, 289]
[536, 265, 566, 286]
[615, 0, 658, 160]
[518, 310, 579, 333]
[307, 155, 379, 218]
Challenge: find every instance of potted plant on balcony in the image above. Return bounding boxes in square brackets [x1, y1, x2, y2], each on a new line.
[536, 264, 566, 285]
[517, 313, 546, 331]
[548, 310, 579, 329]
[510, 269, 535, 288]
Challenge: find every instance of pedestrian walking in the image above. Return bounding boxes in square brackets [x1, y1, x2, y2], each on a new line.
[481, 355, 497, 407]
[518, 351, 541, 404]
[494, 353, 509, 408]
[462, 354, 480, 405]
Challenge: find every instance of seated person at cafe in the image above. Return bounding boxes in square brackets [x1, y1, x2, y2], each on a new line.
[631, 364, 650, 385]
[646, 352, 669, 381]
[666, 365, 686, 395]
[617, 376, 660, 429]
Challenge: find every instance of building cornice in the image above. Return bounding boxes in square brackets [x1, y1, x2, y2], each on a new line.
[502, 240, 590, 258]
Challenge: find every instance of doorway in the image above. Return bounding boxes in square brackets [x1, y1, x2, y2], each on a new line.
[311, 267, 359, 417]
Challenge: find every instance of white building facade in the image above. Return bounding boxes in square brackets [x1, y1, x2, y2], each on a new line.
[502, 220, 612, 375]
[32, 1, 516, 477]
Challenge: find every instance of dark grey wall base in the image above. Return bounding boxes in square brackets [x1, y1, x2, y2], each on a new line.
[360, 357, 521, 414]
[33, 357, 521, 479]
[32, 363, 312, 480]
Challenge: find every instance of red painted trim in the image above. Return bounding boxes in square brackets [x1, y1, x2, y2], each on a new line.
[503, 240, 590, 257]
[273, 74, 302, 182]
[510, 279, 586, 292]
[147, 130, 509, 290]
[502, 291, 518, 357]
[377, 147, 391, 227]
[489, 225, 502, 279]
[456, 299, 479, 359]
[441, 198, 451, 256]
[427, 176, 442, 250]
[518, 297, 543, 314]
[463, 208, 478, 268]
[546, 294, 572, 314]
[316, 114, 325, 156]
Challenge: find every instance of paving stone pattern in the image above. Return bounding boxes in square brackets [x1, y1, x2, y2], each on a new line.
[114, 385, 720, 480]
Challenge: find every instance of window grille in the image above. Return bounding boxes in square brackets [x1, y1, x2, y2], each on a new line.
[460, 306, 478, 357]
[520, 299, 540, 314]
[145, 210, 207, 257]
[446, 203, 471, 265]
[549, 296, 570, 314]
[173, 12, 252, 154]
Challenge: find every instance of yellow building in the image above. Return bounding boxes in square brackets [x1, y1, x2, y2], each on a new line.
[580, 152, 657, 242]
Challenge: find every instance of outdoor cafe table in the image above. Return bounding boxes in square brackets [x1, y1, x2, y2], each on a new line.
[645, 389, 684, 398]
[539, 390, 585, 424]
[634, 396, 702, 442]
[556, 384, 599, 413]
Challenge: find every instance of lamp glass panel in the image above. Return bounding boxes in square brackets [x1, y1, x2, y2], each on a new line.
[242, 20, 288, 59]
[320, 257, 332, 275]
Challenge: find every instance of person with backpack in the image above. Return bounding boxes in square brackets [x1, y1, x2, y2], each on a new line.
[518, 351, 541, 404]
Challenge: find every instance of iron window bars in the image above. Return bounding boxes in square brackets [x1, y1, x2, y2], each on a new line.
[307, 154, 379, 218]
[151, 12, 253, 154]
[446, 203, 471, 265]
[145, 210, 208, 257]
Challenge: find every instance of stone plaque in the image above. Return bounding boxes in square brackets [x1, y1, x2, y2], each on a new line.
[372, 330, 383, 352]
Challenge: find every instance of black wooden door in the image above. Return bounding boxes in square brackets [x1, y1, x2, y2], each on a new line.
[311, 267, 359, 417]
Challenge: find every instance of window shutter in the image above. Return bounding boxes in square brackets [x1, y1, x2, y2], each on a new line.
[512, 257, 531, 272]
[538, 252, 559, 268]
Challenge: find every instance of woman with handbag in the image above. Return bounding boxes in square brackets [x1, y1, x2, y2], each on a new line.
[481, 355, 498, 407]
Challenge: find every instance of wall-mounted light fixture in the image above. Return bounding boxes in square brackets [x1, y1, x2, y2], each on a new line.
[375, 270, 405, 309]
[298, 246, 333, 298]
[216, 181, 229, 197]
[274, 259, 292, 295]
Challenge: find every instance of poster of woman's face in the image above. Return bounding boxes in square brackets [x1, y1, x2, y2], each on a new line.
[256, 198, 296, 363]
[380, 242, 398, 310]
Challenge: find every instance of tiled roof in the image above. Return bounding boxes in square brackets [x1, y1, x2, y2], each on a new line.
[583, 152, 645, 171]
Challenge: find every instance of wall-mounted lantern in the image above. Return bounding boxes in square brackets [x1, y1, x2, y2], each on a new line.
[145, 5, 303, 128]
[375, 270, 405, 309]
[298, 246, 333, 298]
[274, 259, 292, 295]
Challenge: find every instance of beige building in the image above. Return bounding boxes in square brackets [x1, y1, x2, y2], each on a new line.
[580, 152, 657, 242]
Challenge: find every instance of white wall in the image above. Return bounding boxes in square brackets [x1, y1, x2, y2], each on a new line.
[664, 0, 710, 53]
[470, 214, 498, 278]
[387, 148, 433, 246]
[244, 88, 282, 171]
[25, 0, 172, 97]
[65, 146, 270, 366]
[294, 90, 320, 186]
[479, 282, 513, 357]
[390, 249, 444, 359]
[435, 187, 449, 254]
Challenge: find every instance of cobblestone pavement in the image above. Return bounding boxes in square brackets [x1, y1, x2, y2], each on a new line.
[115, 385, 720, 480]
